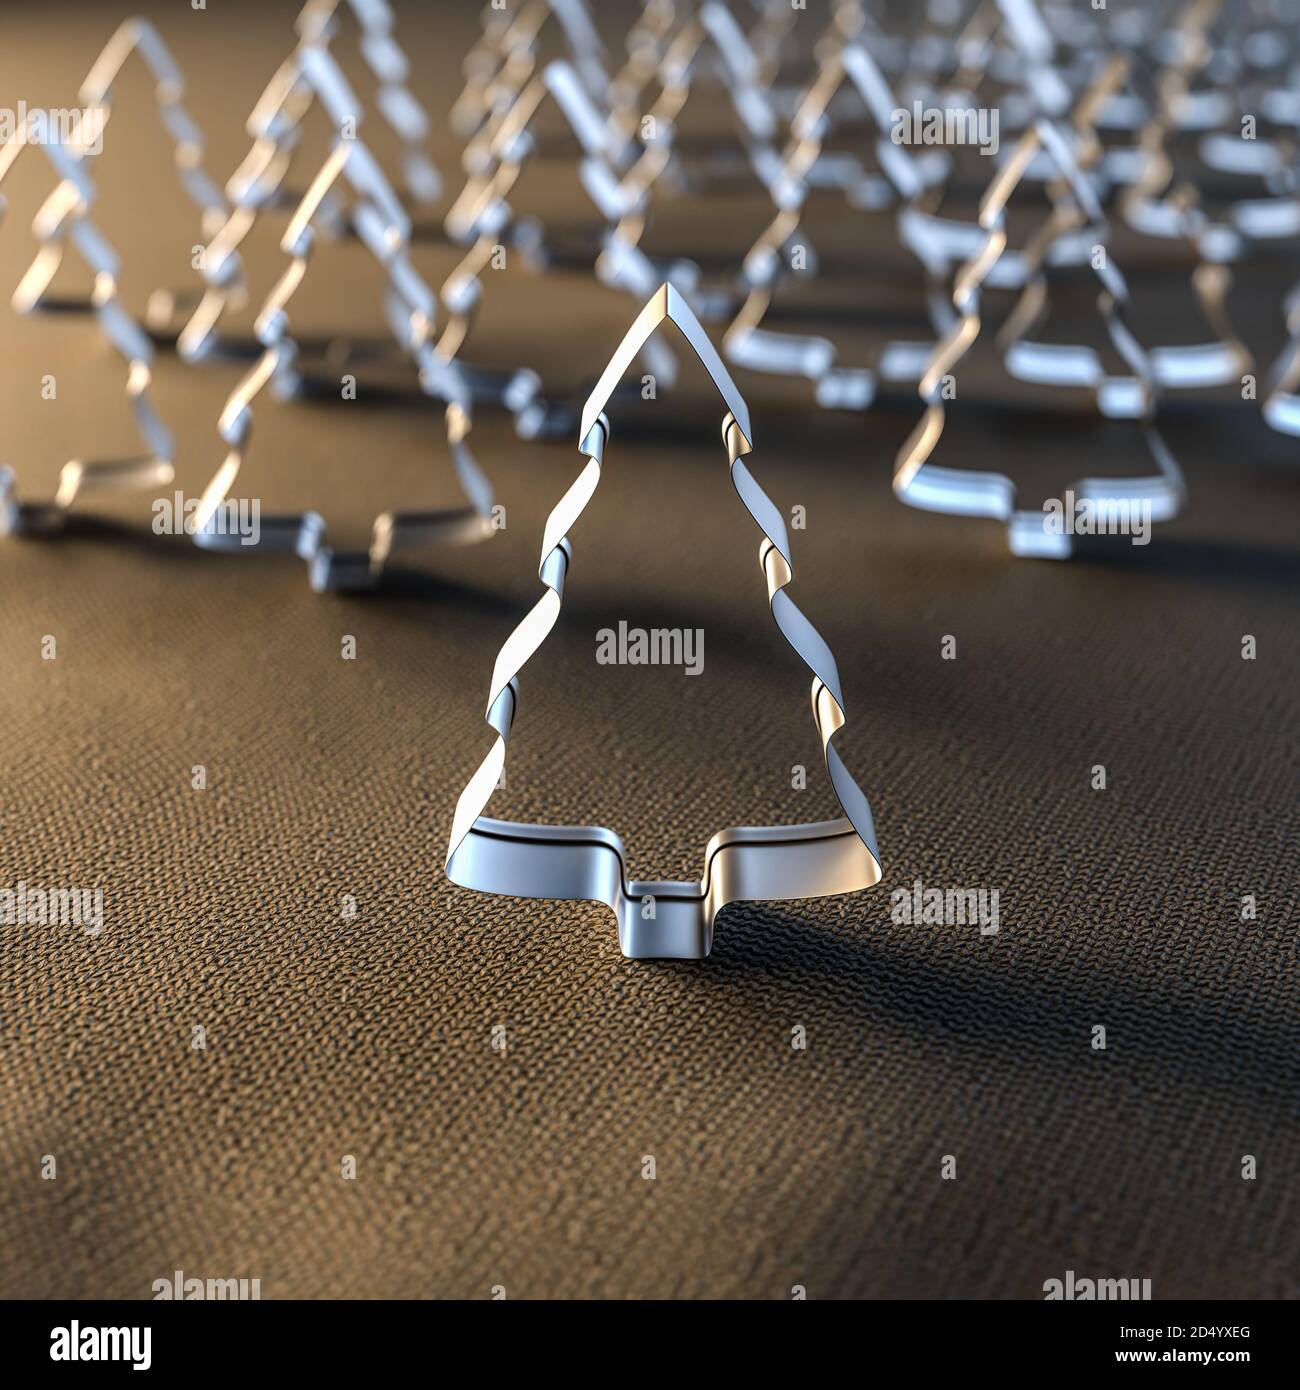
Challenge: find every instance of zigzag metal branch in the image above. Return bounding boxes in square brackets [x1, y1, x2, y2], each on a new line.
[0, 127, 174, 536]
[894, 119, 1185, 560]
[195, 138, 494, 592]
[445, 282, 881, 961]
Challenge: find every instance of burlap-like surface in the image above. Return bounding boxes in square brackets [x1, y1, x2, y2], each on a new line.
[0, 1, 1296, 1299]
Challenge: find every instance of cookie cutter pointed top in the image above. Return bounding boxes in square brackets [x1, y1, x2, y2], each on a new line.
[580, 283, 752, 453]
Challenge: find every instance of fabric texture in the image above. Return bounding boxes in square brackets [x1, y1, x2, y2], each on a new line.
[0, 0, 1296, 1300]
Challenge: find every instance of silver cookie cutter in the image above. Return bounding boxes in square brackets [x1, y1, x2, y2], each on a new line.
[178, 0, 441, 361]
[894, 119, 1185, 559]
[450, 0, 608, 145]
[724, 41, 946, 412]
[1113, 0, 1254, 389]
[195, 137, 494, 592]
[442, 56, 691, 431]
[298, 0, 441, 204]
[445, 283, 881, 959]
[12, 18, 225, 322]
[0, 119, 174, 537]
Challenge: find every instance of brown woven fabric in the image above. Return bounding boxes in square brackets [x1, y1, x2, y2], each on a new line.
[0, 0, 1296, 1300]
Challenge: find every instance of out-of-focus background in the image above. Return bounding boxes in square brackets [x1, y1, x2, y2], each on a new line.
[0, 0, 1296, 1299]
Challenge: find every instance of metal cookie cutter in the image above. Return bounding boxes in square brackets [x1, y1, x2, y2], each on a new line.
[445, 283, 881, 960]
[1191, 0, 1300, 251]
[180, 7, 440, 365]
[298, 0, 442, 204]
[894, 119, 1185, 559]
[895, 0, 1099, 330]
[442, 58, 695, 433]
[590, 1, 799, 323]
[0, 125, 173, 537]
[195, 136, 494, 592]
[1113, 0, 1254, 390]
[12, 18, 225, 323]
[450, 0, 608, 144]
[724, 41, 945, 412]
[627, 0, 797, 193]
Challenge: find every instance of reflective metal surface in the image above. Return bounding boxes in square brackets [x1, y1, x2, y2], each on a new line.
[446, 284, 882, 959]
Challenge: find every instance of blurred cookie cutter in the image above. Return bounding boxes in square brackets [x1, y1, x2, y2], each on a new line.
[450, 0, 608, 143]
[590, 1, 805, 327]
[298, 0, 442, 204]
[724, 42, 946, 412]
[195, 137, 494, 592]
[177, 44, 342, 362]
[179, 12, 439, 364]
[1114, 0, 1254, 388]
[894, 119, 1185, 559]
[13, 18, 225, 320]
[0, 124, 173, 536]
[442, 58, 684, 432]
[445, 283, 881, 959]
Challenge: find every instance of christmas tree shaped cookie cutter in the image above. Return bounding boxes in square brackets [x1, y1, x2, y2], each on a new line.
[724, 41, 947, 413]
[297, 0, 442, 205]
[445, 283, 881, 960]
[450, 0, 608, 145]
[1111, 0, 1254, 390]
[195, 134, 495, 592]
[179, 7, 442, 365]
[894, 118, 1185, 559]
[0, 122, 174, 536]
[13, 18, 226, 322]
[441, 53, 714, 430]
